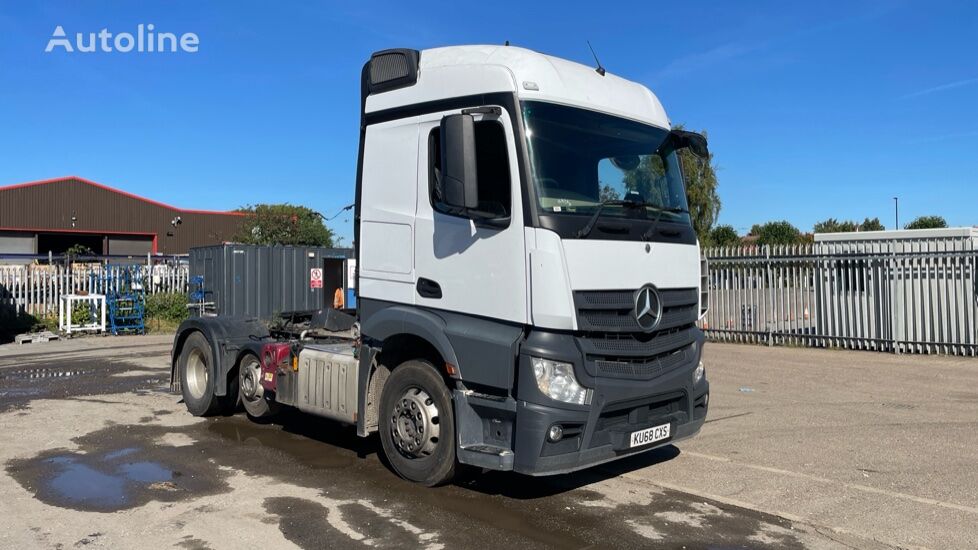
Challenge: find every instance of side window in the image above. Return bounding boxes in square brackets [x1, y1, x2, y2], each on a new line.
[428, 120, 512, 218]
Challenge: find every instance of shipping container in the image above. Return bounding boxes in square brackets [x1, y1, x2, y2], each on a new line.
[188, 244, 354, 319]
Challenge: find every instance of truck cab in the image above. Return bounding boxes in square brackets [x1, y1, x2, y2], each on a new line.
[172, 45, 710, 486]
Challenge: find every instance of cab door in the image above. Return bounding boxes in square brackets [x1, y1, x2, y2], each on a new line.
[413, 107, 528, 324]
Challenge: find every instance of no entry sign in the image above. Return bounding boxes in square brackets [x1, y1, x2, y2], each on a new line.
[310, 268, 323, 289]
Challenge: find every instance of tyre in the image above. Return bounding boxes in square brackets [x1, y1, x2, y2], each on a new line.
[179, 332, 235, 416]
[378, 360, 456, 486]
[238, 353, 279, 419]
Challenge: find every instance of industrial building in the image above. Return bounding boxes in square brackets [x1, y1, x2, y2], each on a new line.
[0, 176, 246, 256]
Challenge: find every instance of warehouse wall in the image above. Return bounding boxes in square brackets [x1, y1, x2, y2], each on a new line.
[0, 177, 245, 254]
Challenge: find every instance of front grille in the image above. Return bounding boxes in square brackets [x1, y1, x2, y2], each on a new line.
[574, 288, 699, 380]
[574, 288, 699, 333]
[595, 346, 688, 378]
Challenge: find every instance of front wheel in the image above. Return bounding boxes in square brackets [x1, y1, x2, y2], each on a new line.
[378, 360, 456, 486]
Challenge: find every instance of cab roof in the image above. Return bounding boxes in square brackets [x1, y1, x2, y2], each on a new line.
[363, 45, 670, 129]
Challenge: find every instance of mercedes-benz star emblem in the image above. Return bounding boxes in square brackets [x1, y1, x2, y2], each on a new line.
[634, 285, 663, 332]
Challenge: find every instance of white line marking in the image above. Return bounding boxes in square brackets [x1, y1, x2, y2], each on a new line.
[683, 451, 978, 516]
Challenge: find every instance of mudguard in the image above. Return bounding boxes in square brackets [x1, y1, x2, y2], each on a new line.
[170, 317, 269, 396]
[360, 301, 525, 389]
[359, 304, 461, 368]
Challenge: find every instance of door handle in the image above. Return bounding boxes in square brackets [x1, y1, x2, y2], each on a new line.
[417, 278, 442, 299]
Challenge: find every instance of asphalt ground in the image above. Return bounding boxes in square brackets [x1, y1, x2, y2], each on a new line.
[0, 335, 974, 549]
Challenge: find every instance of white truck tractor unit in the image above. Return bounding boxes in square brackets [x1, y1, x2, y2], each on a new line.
[171, 45, 711, 486]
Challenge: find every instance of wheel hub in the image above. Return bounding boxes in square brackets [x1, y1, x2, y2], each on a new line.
[241, 359, 263, 401]
[186, 349, 209, 399]
[390, 387, 440, 457]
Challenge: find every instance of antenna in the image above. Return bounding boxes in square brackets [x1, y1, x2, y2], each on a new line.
[587, 40, 606, 76]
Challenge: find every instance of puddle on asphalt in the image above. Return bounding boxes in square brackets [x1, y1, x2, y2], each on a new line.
[0, 367, 97, 380]
[25, 449, 175, 511]
[0, 357, 169, 412]
[7, 425, 229, 513]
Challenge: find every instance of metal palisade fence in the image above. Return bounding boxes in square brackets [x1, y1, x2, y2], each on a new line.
[0, 262, 189, 318]
[701, 236, 978, 356]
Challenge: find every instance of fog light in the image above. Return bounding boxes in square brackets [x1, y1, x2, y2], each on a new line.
[547, 424, 563, 442]
[693, 361, 705, 385]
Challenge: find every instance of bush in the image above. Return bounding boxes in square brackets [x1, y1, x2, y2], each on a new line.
[751, 220, 803, 245]
[905, 215, 947, 230]
[72, 301, 93, 325]
[708, 225, 741, 247]
[146, 292, 189, 323]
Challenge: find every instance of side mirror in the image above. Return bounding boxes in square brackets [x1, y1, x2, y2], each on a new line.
[668, 130, 709, 158]
[440, 114, 479, 210]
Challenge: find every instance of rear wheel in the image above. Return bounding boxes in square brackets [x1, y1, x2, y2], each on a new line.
[239, 354, 279, 419]
[179, 332, 235, 416]
[378, 360, 456, 486]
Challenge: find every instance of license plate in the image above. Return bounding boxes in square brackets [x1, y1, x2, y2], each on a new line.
[629, 423, 671, 448]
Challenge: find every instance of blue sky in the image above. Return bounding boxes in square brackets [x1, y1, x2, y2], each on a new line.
[1, 1, 975, 244]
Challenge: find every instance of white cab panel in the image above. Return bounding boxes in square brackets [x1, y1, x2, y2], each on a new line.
[562, 238, 701, 291]
[413, 108, 528, 324]
[359, 116, 419, 298]
[360, 221, 412, 274]
[527, 228, 576, 330]
[366, 64, 516, 113]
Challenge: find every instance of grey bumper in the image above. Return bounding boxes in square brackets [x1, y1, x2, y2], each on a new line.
[510, 329, 709, 476]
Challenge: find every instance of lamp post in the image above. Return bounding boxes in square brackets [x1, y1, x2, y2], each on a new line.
[893, 197, 899, 230]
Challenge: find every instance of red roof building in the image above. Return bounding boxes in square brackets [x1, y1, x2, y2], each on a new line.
[0, 176, 246, 256]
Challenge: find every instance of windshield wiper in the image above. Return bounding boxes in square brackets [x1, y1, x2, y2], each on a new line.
[642, 205, 689, 241]
[576, 199, 644, 239]
[576, 199, 688, 240]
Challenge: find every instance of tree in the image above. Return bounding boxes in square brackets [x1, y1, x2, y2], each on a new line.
[813, 218, 857, 233]
[618, 126, 721, 243]
[813, 217, 885, 233]
[65, 244, 96, 258]
[752, 221, 803, 246]
[235, 204, 335, 246]
[859, 217, 885, 231]
[599, 185, 620, 203]
[678, 130, 721, 243]
[905, 215, 947, 230]
[708, 224, 740, 247]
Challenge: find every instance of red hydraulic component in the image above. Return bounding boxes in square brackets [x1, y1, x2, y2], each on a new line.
[259, 343, 292, 392]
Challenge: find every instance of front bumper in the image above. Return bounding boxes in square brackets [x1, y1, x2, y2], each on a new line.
[513, 387, 707, 475]
[511, 329, 709, 476]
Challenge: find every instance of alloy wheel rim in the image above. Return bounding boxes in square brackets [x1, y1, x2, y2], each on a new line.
[186, 348, 209, 399]
[240, 357, 263, 403]
[390, 386, 441, 458]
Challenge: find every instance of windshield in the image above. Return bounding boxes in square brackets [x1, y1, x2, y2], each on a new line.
[522, 101, 691, 225]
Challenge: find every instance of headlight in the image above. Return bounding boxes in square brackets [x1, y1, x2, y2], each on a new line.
[531, 357, 591, 405]
[693, 361, 705, 385]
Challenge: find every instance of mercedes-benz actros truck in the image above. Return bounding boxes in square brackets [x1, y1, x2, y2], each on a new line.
[171, 45, 711, 486]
